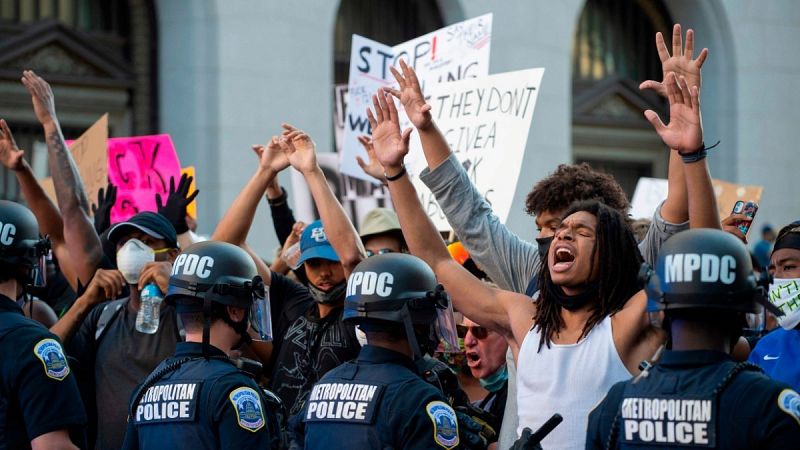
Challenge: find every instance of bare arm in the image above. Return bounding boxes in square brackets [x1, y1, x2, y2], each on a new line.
[30, 429, 79, 450]
[21, 71, 102, 287]
[279, 124, 365, 276]
[368, 88, 529, 346]
[50, 269, 125, 344]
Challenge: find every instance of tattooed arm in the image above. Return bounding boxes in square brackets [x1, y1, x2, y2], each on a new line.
[22, 71, 102, 289]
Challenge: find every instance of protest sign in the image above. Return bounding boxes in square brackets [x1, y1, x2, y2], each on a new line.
[630, 177, 669, 219]
[341, 14, 492, 180]
[107, 134, 182, 223]
[181, 166, 198, 220]
[712, 179, 763, 220]
[407, 68, 545, 230]
[40, 114, 109, 213]
[334, 84, 348, 153]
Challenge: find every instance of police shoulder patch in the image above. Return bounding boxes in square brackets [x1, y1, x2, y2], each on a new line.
[229, 386, 265, 432]
[777, 389, 800, 425]
[426, 400, 459, 449]
[33, 338, 70, 381]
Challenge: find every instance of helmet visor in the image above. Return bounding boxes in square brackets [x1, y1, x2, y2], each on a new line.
[30, 250, 49, 288]
[249, 287, 273, 341]
[433, 296, 460, 353]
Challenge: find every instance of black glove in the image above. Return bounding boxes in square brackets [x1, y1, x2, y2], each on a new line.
[155, 173, 199, 234]
[509, 427, 542, 450]
[456, 410, 489, 450]
[91, 183, 117, 235]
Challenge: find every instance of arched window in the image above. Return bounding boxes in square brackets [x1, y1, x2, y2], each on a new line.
[0, 0, 156, 201]
[571, 0, 673, 197]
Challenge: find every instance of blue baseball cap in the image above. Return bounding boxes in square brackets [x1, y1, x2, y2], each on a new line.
[298, 220, 340, 265]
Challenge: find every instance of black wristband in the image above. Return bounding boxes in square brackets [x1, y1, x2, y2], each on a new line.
[384, 165, 407, 182]
[267, 187, 288, 206]
[678, 140, 720, 164]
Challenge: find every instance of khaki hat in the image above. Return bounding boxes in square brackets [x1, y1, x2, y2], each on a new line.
[359, 208, 401, 238]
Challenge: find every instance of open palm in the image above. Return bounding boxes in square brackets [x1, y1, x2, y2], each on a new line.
[279, 123, 318, 174]
[645, 73, 703, 153]
[0, 119, 24, 171]
[640, 24, 708, 99]
[253, 136, 290, 174]
[386, 59, 432, 130]
[367, 91, 411, 170]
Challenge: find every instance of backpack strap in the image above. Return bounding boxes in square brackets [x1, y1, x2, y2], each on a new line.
[94, 299, 127, 342]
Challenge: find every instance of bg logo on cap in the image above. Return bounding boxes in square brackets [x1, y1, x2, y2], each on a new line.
[310, 227, 328, 243]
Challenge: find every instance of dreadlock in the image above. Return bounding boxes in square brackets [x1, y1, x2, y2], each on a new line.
[533, 200, 643, 351]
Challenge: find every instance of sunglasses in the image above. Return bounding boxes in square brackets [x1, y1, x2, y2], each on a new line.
[456, 324, 489, 340]
[366, 248, 395, 258]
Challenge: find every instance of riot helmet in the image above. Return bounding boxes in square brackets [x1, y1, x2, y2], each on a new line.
[642, 229, 774, 315]
[344, 253, 458, 358]
[166, 241, 272, 353]
[0, 200, 50, 288]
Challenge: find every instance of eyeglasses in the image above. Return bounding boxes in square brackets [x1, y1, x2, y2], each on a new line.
[456, 324, 489, 340]
[365, 248, 395, 257]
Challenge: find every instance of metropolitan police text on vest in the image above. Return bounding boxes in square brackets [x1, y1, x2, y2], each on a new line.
[306, 383, 379, 421]
[621, 397, 713, 445]
[135, 382, 198, 422]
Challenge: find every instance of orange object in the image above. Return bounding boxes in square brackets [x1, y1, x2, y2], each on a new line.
[447, 242, 471, 265]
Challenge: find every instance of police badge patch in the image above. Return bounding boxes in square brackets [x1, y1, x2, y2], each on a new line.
[777, 389, 800, 425]
[33, 338, 70, 381]
[229, 387, 265, 432]
[426, 400, 459, 449]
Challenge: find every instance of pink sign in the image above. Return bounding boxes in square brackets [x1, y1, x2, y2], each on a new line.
[107, 134, 182, 223]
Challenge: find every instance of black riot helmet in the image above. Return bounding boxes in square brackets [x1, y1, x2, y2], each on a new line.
[642, 229, 774, 315]
[344, 253, 456, 358]
[0, 200, 50, 287]
[166, 241, 272, 354]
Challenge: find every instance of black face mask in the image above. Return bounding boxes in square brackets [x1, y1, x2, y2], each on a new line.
[536, 236, 554, 261]
[546, 277, 600, 311]
[308, 282, 347, 305]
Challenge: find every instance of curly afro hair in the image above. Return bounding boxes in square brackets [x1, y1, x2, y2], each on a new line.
[524, 163, 630, 217]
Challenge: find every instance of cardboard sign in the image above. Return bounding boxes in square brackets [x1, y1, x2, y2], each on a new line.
[409, 68, 545, 229]
[181, 166, 198, 220]
[107, 134, 182, 223]
[40, 114, 109, 214]
[712, 179, 763, 220]
[341, 14, 493, 180]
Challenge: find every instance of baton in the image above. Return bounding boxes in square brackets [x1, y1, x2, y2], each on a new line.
[527, 413, 563, 445]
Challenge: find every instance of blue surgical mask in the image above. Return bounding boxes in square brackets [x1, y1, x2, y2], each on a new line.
[479, 364, 508, 392]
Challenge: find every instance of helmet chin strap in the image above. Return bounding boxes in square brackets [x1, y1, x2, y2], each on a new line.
[202, 298, 212, 359]
[399, 306, 422, 360]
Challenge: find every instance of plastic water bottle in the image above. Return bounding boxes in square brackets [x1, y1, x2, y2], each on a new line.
[135, 283, 163, 334]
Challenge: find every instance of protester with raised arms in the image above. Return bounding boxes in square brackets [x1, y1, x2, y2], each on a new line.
[367, 52, 712, 447]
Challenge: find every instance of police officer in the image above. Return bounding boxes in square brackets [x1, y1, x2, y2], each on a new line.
[122, 241, 280, 449]
[586, 229, 800, 449]
[0, 200, 87, 449]
[292, 253, 471, 449]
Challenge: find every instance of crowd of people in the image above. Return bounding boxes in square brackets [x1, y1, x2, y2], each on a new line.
[0, 23, 798, 450]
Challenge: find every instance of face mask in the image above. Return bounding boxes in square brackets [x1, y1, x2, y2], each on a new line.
[117, 239, 155, 284]
[479, 364, 508, 392]
[546, 277, 599, 312]
[768, 278, 800, 330]
[536, 236, 554, 261]
[355, 325, 368, 346]
[307, 282, 347, 304]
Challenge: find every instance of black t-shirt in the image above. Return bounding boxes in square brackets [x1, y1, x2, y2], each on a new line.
[267, 272, 361, 415]
[0, 297, 87, 448]
[68, 298, 181, 450]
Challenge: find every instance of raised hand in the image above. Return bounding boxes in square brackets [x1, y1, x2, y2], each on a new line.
[0, 119, 24, 171]
[644, 72, 703, 154]
[640, 24, 708, 99]
[156, 173, 200, 234]
[20, 70, 59, 127]
[355, 136, 387, 183]
[385, 59, 433, 130]
[252, 135, 290, 174]
[279, 123, 318, 175]
[721, 213, 751, 244]
[91, 183, 117, 235]
[367, 90, 412, 172]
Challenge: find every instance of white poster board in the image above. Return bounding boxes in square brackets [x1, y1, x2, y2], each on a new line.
[630, 177, 669, 220]
[408, 68, 545, 229]
[341, 14, 493, 181]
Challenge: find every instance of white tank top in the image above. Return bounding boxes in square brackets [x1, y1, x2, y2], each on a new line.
[516, 316, 631, 450]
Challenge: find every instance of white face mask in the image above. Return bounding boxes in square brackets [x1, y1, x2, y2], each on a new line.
[355, 325, 368, 347]
[768, 278, 800, 330]
[117, 238, 155, 284]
